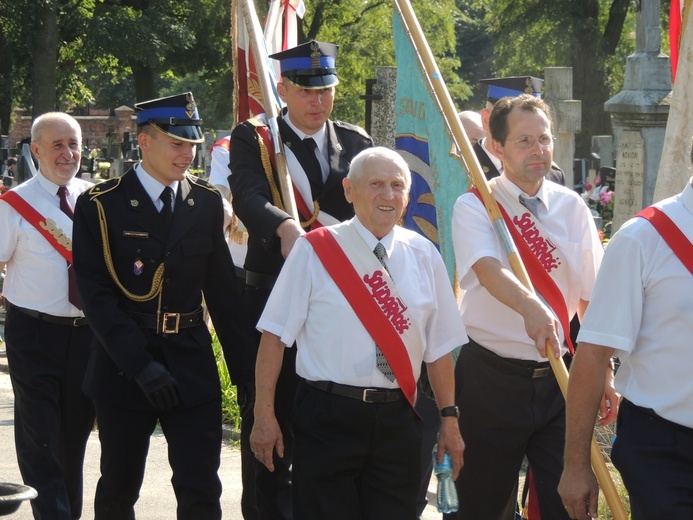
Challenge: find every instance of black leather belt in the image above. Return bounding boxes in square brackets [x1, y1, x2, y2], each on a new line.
[245, 270, 277, 290]
[466, 339, 570, 378]
[128, 308, 204, 334]
[304, 380, 404, 404]
[234, 265, 246, 281]
[8, 302, 88, 327]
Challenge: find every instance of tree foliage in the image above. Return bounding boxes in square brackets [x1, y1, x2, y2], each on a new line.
[456, 0, 637, 156]
[0, 0, 671, 155]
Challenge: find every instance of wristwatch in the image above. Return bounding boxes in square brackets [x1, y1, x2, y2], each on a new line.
[440, 405, 460, 418]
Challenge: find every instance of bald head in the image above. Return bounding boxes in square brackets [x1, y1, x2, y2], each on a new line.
[458, 110, 484, 145]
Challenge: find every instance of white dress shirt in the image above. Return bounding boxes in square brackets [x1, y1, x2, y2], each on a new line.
[452, 174, 603, 361]
[257, 218, 468, 388]
[0, 172, 92, 316]
[578, 180, 693, 428]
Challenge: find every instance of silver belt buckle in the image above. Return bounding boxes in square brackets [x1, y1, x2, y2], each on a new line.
[161, 313, 181, 334]
[532, 366, 551, 378]
[362, 388, 378, 402]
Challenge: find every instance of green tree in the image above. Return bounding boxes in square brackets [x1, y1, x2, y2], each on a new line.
[292, 0, 465, 127]
[458, 0, 635, 156]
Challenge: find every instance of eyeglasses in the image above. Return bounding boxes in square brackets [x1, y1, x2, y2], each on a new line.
[510, 135, 555, 149]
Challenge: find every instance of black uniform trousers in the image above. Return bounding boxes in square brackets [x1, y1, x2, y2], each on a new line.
[445, 340, 570, 520]
[239, 284, 299, 520]
[5, 304, 95, 520]
[292, 381, 422, 520]
[93, 396, 223, 520]
[611, 399, 693, 519]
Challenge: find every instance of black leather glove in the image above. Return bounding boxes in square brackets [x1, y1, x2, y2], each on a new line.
[134, 360, 180, 411]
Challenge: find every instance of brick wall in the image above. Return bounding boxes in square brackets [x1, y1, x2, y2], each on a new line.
[8, 106, 137, 157]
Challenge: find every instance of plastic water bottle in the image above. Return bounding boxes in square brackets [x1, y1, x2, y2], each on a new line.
[432, 443, 459, 513]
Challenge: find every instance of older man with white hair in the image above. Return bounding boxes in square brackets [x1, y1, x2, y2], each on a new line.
[0, 112, 94, 519]
[250, 146, 467, 519]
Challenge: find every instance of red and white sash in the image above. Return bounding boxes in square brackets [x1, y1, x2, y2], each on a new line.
[637, 205, 693, 275]
[304, 223, 419, 407]
[251, 115, 339, 229]
[0, 189, 74, 264]
[473, 178, 575, 353]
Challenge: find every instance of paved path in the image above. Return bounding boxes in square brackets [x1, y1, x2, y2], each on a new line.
[0, 324, 442, 519]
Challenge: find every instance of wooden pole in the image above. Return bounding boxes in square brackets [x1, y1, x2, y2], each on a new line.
[391, 1, 627, 518]
[239, 0, 299, 222]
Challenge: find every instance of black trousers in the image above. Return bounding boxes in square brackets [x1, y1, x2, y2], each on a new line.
[93, 398, 223, 520]
[612, 399, 693, 519]
[446, 340, 570, 520]
[238, 284, 299, 520]
[292, 381, 422, 520]
[5, 304, 95, 520]
[414, 378, 440, 517]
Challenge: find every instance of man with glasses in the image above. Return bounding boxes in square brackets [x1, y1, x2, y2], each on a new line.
[475, 77, 566, 186]
[447, 95, 610, 519]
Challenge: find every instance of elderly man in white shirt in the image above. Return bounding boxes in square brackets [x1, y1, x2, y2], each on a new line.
[250, 146, 467, 519]
[0, 112, 94, 519]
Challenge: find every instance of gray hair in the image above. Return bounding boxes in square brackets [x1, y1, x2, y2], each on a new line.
[347, 147, 411, 190]
[31, 112, 82, 145]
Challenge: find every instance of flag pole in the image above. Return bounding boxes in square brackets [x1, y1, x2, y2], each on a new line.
[391, 0, 627, 517]
[239, 0, 299, 222]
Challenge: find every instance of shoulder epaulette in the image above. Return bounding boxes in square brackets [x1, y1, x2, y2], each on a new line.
[87, 178, 121, 200]
[187, 174, 218, 194]
[333, 120, 371, 140]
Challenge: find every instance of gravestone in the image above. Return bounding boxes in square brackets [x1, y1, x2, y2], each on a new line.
[605, 0, 671, 231]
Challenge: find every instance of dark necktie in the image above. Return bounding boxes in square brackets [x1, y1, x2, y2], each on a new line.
[303, 137, 328, 184]
[160, 186, 174, 227]
[519, 194, 541, 218]
[373, 242, 396, 382]
[58, 186, 81, 310]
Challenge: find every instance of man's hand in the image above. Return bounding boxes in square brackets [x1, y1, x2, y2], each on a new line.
[521, 297, 561, 359]
[436, 417, 465, 479]
[558, 463, 600, 519]
[220, 197, 234, 232]
[598, 365, 620, 426]
[276, 219, 305, 259]
[134, 360, 180, 411]
[250, 413, 284, 472]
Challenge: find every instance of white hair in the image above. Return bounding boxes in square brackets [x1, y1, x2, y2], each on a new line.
[347, 147, 411, 190]
[31, 112, 82, 145]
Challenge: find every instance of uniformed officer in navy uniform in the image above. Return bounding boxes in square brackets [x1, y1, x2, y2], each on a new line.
[475, 76, 566, 186]
[72, 92, 245, 519]
[228, 41, 373, 519]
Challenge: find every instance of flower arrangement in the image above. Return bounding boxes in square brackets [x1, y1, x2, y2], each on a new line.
[98, 161, 111, 178]
[582, 176, 614, 220]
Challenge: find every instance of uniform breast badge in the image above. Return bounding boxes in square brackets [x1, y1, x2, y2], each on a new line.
[134, 259, 144, 276]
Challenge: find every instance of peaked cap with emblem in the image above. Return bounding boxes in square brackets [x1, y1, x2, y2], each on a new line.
[480, 76, 543, 104]
[270, 40, 339, 89]
[135, 92, 204, 143]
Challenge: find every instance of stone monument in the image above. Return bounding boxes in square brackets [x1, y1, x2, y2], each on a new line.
[605, 0, 671, 232]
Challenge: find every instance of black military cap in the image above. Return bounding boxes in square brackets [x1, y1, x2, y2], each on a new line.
[480, 76, 543, 104]
[135, 92, 204, 143]
[270, 40, 339, 89]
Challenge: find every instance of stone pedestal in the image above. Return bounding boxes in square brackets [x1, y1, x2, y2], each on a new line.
[605, 0, 671, 232]
[544, 67, 581, 187]
[369, 67, 398, 148]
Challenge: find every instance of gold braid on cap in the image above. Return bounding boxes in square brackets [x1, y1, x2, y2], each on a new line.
[248, 118, 320, 228]
[89, 187, 164, 302]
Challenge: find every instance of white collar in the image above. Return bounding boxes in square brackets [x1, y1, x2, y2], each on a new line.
[284, 113, 328, 155]
[352, 217, 396, 258]
[135, 164, 179, 205]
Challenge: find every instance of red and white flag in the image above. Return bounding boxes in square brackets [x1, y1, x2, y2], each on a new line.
[232, 0, 304, 123]
[670, 0, 684, 82]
